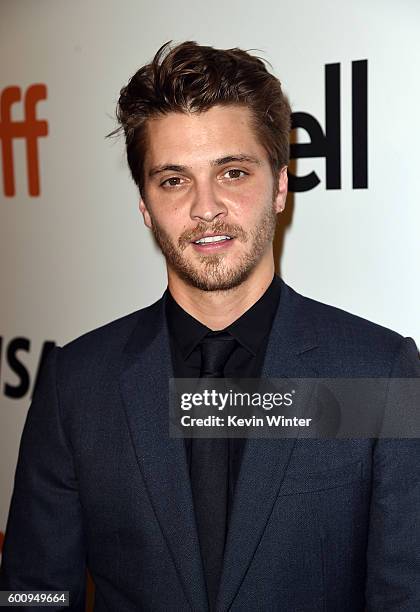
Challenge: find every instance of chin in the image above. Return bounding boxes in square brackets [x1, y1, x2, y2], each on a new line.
[174, 258, 255, 292]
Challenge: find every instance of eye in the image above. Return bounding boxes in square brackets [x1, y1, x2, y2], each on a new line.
[223, 168, 248, 180]
[160, 176, 185, 188]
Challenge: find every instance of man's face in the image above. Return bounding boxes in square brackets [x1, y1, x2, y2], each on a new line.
[140, 104, 288, 291]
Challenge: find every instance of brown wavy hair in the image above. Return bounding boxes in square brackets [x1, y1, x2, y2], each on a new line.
[109, 41, 291, 196]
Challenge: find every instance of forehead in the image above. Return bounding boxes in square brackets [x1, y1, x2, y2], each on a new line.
[144, 105, 268, 167]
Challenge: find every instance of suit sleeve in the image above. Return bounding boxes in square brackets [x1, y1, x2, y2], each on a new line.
[366, 337, 420, 611]
[0, 347, 87, 611]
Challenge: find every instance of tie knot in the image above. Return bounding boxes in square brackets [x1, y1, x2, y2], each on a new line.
[200, 331, 237, 378]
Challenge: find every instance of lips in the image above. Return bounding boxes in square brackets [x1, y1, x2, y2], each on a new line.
[180, 223, 244, 250]
[193, 234, 232, 245]
[190, 232, 236, 253]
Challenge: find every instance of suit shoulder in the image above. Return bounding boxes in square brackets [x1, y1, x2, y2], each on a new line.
[288, 283, 407, 357]
[58, 296, 163, 366]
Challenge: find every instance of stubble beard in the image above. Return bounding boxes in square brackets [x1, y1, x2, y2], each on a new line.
[149, 203, 278, 292]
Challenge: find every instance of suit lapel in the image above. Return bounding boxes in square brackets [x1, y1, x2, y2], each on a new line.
[216, 280, 320, 612]
[119, 295, 208, 612]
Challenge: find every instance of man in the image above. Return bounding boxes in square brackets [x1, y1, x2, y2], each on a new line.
[1, 41, 419, 611]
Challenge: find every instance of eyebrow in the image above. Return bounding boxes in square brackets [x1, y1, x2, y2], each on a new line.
[148, 154, 262, 177]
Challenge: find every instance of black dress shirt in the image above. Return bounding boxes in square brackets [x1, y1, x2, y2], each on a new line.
[165, 274, 282, 511]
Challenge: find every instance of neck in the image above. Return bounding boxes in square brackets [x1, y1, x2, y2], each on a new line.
[167, 255, 276, 330]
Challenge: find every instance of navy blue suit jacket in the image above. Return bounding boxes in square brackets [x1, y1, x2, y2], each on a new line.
[1, 279, 420, 611]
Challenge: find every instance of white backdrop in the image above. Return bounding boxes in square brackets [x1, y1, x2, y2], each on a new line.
[1, 0, 419, 551]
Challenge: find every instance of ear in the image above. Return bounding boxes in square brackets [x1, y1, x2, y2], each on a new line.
[273, 166, 288, 214]
[139, 196, 152, 229]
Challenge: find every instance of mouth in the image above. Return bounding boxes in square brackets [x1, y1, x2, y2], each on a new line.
[191, 234, 235, 252]
[193, 234, 232, 244]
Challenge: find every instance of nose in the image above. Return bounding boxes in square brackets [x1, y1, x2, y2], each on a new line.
[189, 178, 228, 223]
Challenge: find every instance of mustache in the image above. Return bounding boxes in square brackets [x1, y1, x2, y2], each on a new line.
[178, 220, 247, 248]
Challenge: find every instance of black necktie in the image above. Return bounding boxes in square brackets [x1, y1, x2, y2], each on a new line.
[191, 331, 237, 611]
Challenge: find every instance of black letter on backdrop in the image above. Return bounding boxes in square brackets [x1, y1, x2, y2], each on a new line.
[4, 337, 30, 399]
[352, 59, 368, 189]
[32, 340, 56, 398]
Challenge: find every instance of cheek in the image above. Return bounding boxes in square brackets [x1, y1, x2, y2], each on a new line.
[226, 187, 270, 218]
[146, 194, 183, 225]
[152, 206, 193, 239]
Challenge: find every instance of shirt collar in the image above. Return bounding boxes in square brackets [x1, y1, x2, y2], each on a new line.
[165, 274, 282, 359]
[226, 274, 281, 355]
[165, 292, 210, 360]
